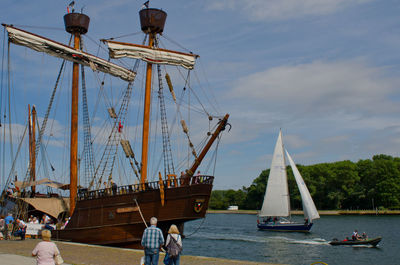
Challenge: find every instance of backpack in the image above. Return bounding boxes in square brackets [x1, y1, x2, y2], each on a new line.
[167, 234, 182, 258]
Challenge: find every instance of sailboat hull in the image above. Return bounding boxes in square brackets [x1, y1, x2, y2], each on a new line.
[257, 222, 313, 232]
[53, 176, 213, 248]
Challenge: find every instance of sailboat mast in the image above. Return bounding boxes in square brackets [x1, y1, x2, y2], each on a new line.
[138, 8, 167, 185]
[281, 130, 291, 219]
[64, 12, 90, 216]
[140, 33, 154, 184]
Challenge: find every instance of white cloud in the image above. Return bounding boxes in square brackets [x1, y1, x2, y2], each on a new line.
[230, 59, 399, 121]
[284, 133, 310, 149]
[206, 0, 372, 21]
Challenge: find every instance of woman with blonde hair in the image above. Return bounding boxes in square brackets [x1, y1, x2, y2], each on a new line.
[32, 229, 63, 265]
[164, 224, 182, 265]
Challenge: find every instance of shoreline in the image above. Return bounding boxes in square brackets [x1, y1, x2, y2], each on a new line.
[0, 239, 284, 265]
[207, 209, 400, 215]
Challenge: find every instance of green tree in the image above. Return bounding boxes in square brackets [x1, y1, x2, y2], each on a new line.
[209, 154, 400, 210]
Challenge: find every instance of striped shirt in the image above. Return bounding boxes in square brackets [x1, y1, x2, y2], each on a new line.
[141, 225, 164, 249]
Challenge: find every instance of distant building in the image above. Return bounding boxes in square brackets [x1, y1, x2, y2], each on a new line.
[227, 205, 239, 211]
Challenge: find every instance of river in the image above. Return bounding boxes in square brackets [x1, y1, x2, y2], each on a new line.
[183, 213, 397, 265]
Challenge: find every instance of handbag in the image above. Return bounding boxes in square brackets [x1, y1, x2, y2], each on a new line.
[163, 252, 171, 265]
[55, 253, 64, 265]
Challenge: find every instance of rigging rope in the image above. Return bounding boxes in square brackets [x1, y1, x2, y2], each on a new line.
[1, 124, 27, 197]
[80, 37, 96, 188]
[91, 37, 148, 189]
[184, 217, 207, 238]
[155, 37, 175, 177]
[92, 60, 139, 190]
[7, 39, 14, 168]
[160, 34, 193, 54]
[21, 60, 66, 185]
[101, 31, 143, 41]
[1, 28, 6, 189]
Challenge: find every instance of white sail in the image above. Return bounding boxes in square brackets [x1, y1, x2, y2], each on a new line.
[285, 150, 320, 222]
[259, 130, 290, 217]
[5, 25, 136, 82]
[106, 40, 198, 70]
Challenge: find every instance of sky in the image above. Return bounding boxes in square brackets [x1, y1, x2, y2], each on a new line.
[2, 0, 400, 190]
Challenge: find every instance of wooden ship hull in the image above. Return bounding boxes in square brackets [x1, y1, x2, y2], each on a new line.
[53, 176, 213, 248]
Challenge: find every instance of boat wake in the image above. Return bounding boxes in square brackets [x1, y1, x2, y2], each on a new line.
[349, 244, 377, 248]
[192, 232, 268, 243]
[290, 238, 330, 245]
[189, 232, 329, 245]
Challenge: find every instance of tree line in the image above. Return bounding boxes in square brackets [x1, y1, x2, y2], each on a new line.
[209, 154, 400, 210]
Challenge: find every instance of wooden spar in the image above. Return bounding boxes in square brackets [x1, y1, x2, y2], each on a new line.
[187, 114, 230, 176]
[70, 32, 80, 216]
[28, 105, 32, 188]
[28, 105, 37, 193]
[140, 33, 154, 185]
[63, 12, 90, 216]
[32, 106, 37, 192]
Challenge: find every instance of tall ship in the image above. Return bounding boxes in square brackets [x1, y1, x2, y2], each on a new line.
[0, 3, 229, 248]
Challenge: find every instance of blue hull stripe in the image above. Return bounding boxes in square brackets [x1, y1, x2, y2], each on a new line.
[257, 222, 313, 232]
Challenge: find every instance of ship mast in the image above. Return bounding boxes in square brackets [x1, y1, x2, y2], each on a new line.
[139, 8, 167, 185]
[63, 12, 90, 216]
[28, 105, 36, 193]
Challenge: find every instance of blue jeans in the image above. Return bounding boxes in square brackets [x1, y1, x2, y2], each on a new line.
[144, 248, 160, 265]
[170, 255, 180, 265]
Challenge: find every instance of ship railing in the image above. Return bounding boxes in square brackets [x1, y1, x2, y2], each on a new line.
[77, 175, 214, 201]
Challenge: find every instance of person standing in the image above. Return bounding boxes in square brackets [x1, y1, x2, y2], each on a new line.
[111, 181, 118, 195]
[0, 215, 5, 240]
[141, 217, 164, 265]
[4, 213, 14, 240]
[165, 224, 182, 265]
[15, 219, 27, 240]
[32, 229, 62, 265]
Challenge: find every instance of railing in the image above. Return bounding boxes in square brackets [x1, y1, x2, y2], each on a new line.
[77, 175, 214, 201]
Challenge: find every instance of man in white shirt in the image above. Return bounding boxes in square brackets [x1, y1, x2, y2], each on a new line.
[15, 219, 27, 240]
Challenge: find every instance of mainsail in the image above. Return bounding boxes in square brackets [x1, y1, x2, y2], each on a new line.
[105, 40, 198, 70]
[285, 150, 320, 222]
[4, 25, 136, 82]
[259, 130, 290, 217]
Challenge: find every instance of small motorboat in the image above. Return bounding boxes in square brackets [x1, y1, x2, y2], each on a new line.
[329, 237, 382, 247]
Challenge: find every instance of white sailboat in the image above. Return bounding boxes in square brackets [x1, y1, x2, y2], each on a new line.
[257, 130, 319, 232]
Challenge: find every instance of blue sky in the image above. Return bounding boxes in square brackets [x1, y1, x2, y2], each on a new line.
[2, 0, 400, 190]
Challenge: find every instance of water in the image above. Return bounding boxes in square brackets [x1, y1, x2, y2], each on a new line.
[183, 213, 398, 265]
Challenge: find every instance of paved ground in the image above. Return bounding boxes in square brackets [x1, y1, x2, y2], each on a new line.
[0, 238, 284, 265]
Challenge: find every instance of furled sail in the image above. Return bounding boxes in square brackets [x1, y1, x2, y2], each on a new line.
[14, 178, 68, 190]
[4, 25, 136, 82]
[105, 40, 198, 70]
[285, 150, 320, 222]
[259, 130, 290, 217]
